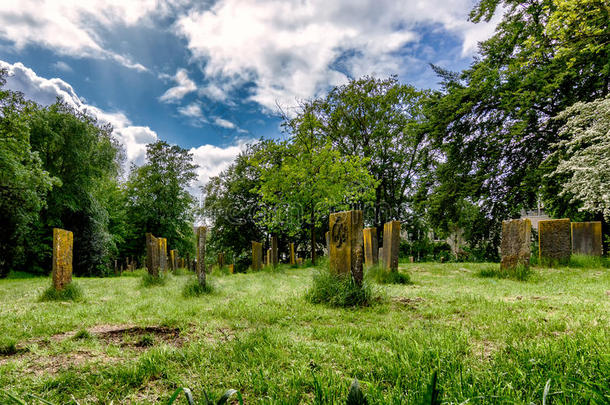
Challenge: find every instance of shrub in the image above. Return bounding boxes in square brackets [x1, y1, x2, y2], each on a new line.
[306, 269, 375, 307]
[39, 283, 84, 302]
[140, 273, 169, 287]
[367, 265, 412, 285]
[234, 250, 251, 273]
[182, 278, 214, 297]
[477, 264, 532, 281]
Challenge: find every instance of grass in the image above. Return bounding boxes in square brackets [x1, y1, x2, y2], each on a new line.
[182, 277, 214, 297]
[140, 272, 169, 287]
[0, 262, 608, 403]
[568, 254, 610, 268]
[477, 263, 533, 281]
[306, 268, 376, 307]
[38, 282, 84, 302]
[366, 264, 412, 285]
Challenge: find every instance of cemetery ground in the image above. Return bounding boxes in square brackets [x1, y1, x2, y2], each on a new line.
[1, 262, 609, 404]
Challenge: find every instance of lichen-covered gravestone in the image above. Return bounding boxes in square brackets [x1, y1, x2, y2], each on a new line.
[52, 228, 73, 290]
[271, 235, 279, 266]
[195, 227, 207, 286]
[252, 241, 262, 270]
[500, 219, 532, 270]
[382, 221, 400, 272]
[266, 248, 271, 266]
[217, 252, 225, 267]
[363, 227, 378, 267]
[329, 210, 364, 285]
[571, 222, 603, 256]
[146, 233, 160, 277]
[538, 219, 571, 264]
[378, 247, 383, 265]
[289, 243, 296, 265]
[159, 238, 168, 272]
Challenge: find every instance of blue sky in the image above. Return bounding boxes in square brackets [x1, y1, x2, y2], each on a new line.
[0, 0, 499, 188]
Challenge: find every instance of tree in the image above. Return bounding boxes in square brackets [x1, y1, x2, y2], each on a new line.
[548, 96, 610, 221]
[125, 141, 198, 261]
[315, 76, 431, 229]
[255, 103, 377, 263]
[0, 70, 56, 277]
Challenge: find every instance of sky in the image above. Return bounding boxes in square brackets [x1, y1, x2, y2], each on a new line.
[0, 0, 500, 191]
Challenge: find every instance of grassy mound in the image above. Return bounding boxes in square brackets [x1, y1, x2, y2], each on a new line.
[182, 278, 214, 297]
[39, 283, 84, 302]
[306, 269, 375, 307]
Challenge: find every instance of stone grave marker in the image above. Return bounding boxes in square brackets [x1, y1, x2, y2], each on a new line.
[252, 241, 262, 270]
[500, 218, 532, 270]
[289, 243, 296, 265]
[52, 228, 73, 290]
[571, 221, 603, 256]
[146, 233, 160, 277]
[378, 247, 383, 265]
[196, 227, 207, 286]
[363, 227, 378, 267]
[271, 235, 279, 266]
[382, 221, 400, 271]
[539, 219, 571, 264]
[329, 210, 364, 285]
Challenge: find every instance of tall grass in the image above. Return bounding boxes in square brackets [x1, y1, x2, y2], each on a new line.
[140, 273, 169, 287]
[568, 254, 609, 268]
[182, 278, 214, 297]
[306, 269, 375, 307]
[38, 283, 84, 302]
[477, 264, 532, 281]
[366, 265, 412, 285]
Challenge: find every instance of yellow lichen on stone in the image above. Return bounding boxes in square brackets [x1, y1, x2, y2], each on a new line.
[52, 228, 73, 290]
[571, 221, 603, 256]
[539, 219, 571, 264]
[252, 241, 262, 270]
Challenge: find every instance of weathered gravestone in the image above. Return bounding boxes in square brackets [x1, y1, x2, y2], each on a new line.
[500, 218, 532, 270]
[169, 249, 177, 271]
[382, 221, 400, 272]
[267, 248, 271, 266]
[180, 258, 185, 269]
[289, 243, 296, 265]
[228, 264, 234, 274]
[159, 238, 168, 273]
[196, 227, 207, 286]
[271, 235, 279, 266]
[378, 247, 383, 264]
[363, 227, 378, 267]
[296, 257, 303, 265]
[52, 228, 73, 290]
[538, 219, 571, 264]
[329, 210, 364, 285]
[217, 252, 225, 267]
[571, 221, 603, 256]
[146, 233, 160, 277]
[252, 241, 263, 270]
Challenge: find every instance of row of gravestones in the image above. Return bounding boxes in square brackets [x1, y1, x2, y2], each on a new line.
[251, 238, 302, 270]
[500, 218, 603, 269]
[145, 233, 193, 276]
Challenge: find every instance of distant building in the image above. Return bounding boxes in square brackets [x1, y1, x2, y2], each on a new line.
[520, 208, 550, 230]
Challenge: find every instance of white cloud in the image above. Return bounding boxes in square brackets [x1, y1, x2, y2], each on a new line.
[159, 68, 197, 103]
[0, 0, 162, 71]
[1, 60, 251, 190]
[52, 61, 73, 73]
[213, 117, 236, 129]
[175, 0, 499, 112]
[177, 102, 204, 118]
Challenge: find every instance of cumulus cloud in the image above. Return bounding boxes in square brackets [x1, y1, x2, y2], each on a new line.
[175, 0, 499, 112]
[52, 61, 72, 73]
[213, 117, 236, 129]
[159, 68, 197, 103]
[0, 0, 163, 71]
[1, 60, 251, 190]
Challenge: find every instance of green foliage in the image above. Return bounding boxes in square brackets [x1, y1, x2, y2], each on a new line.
[125, 141, 197, 264]
[568, 255, 610, 269]
[346, 379, 368, 405]
[477, 264, 532, 281]
[140, 273, 169, 287]
[306, 269, 375, 307]
[0, 341, 18, 356]
[39, 283, 84, 302]
[168, 387, 241, 405]
[367, 265, 412, 285]
[72, 329, 91, 340]
[182, 277, 214, 297]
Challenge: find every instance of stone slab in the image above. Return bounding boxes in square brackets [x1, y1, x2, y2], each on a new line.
[146, 233, 160, 277]
[382, 221, 400, 271]
[363, 227, 378, 267]
[571, 222, 603, 256]
[196, 227, 207, 285]
[52, 228, 73, 290]
[289, 243, 296, 265]
[329, 210, 364, 285]
[252, 241, 262, 270]
[500, 218, 531, 270]
[539, 219, 571, 264]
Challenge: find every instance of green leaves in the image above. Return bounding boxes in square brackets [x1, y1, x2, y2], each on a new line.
[346, 379, 368, 405]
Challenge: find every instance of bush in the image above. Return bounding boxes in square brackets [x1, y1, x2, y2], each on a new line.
[306, 269, 375, 307]
[140, 273, 169, 287]
[477, 264, 532, 281]
[367, 265, 412, 285]
[39, 283, 84, 302]
[182, 278, 214, 297]
[234, 250, 251, 273]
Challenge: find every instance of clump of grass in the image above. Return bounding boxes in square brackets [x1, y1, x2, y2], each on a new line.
[173, 267, 192, 276]
[367, 265, 412, 285]
[73, 329, 91, 340]
[0, 341, 18, 356]
[182, 278, 214, 297]
[477, 264, 532, 281]
[140, 273, 169, 287]
[306, 269, 375, 307]
[568, 254, 609, 269]
[137, 334, 155, 347]
[39, 283, 84, 302]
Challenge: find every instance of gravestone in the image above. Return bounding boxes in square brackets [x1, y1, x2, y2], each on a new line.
[296, 257, 303, 265]
[252, 241, 262, 270]
[159, 238, 168, 272]
[271, 235, 279, 266]
[228, 264, 234, 274]
[289, 243, 296, 265]
[571, 221, 603, 256]
[382, 221, 400, 271]
[218, 252, 225, 267]
[196, 227, 207, 286]
[362, 227, 378, 267]
[180, 258, 185, 268]
[538, 219, 571, 264]
[52, 228, 73, 290]
[329, 210, 364, 285]
[146, 233, 160, 277]
[378, 247, 383, 266]
[169, 250, 176, 271]
[266, 248, 271, 266]
[409, 256, 414, 263]
[500, 218, 532, 270]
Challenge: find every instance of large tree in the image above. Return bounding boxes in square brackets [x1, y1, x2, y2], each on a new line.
[125, 141, 198, 261]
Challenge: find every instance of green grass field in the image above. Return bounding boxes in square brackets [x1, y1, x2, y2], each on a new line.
[1, 263, 609, 404]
